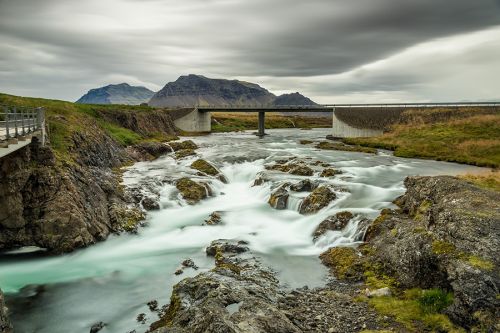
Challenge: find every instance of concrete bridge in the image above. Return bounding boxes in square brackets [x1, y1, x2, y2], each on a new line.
[173, 102, 500, 137]
[0, 106, 46, 158]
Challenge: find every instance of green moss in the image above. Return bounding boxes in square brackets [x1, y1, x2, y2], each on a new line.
[319, 247, 365, 280]
[467, 255, 494, 271]
[315, 141, 377, 154]
[98, 120, 142, 146]
[367, 289, 463, 332]
[364, 269, 398, 289]
[414, 199, 432, 221]
[175, 178, 207, 204]
[432, 240, 456, 255]
[175, 149, 196, 159]
[418, 289, 454, 314]
[191, 159, 219, 176]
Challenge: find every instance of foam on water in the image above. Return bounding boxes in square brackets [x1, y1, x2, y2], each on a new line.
[0, 128, 487, 333]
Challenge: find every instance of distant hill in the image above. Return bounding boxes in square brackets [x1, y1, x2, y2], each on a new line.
[76, 83, 155, 105]
[149, 74, 276, 107]
[272, 92, 317, 106]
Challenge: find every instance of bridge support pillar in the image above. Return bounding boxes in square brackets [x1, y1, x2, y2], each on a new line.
[257, 111, 265, 137]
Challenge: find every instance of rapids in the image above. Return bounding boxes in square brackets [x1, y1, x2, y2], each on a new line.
[0, 128, 486, 333]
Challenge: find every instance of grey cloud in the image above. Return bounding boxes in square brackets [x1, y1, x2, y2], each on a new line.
[0, 0, 499, 101]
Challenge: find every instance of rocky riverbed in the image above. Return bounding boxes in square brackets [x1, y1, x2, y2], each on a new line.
[0, 128, 496, 332]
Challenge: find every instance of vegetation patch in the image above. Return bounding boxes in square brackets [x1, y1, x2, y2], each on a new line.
[459, 171, 500, 192]
[366, 288, 462, 332]
[432, 240, 456, 256]
[343, 112, 500, 168]
[316, 141, 377, 154]
[467, 255, 494, 271]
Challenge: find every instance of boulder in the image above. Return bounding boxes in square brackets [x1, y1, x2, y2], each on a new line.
[357, 176, 500, 330]
[299, 186, 336, 214]
[175, 149, 196, 159]
[176, 178, 209, 204]
[133, 141, 173, 160]
[288, 165, 314, 176]
[320, 168, 342, 177]
[290, 179, 318, 192]
[89, 322, 105, 333]
[191, 159, 228, 183]
[204, 211, 223, 226]
[0, 289, 12, 333]
[150, 240, 300, 333]
[313, 211, 354, 240]
[205, 239, 250, 257]
[141, 196, 160, 210]
[268, 184, 290, 210]
[168, 140, 198, 152]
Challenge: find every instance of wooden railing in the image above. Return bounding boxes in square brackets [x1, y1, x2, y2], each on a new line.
[0, 106, 45, 144]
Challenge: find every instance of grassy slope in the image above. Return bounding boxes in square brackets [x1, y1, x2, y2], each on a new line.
[343, 112, 500, 168]
[0, 93, 172, 156]
[211, 112, 331, 132]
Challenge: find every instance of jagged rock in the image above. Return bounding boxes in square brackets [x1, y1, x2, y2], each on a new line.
[320, 168, 342, 177]
[288, 165, 314, 176]
[131, 142, 173, 160]
[299, 186, 336, 214]
[205, 239, 250, 257]
[313, 211, 354, 240]
[150, 239, 300, 333]
[176, 178, 209, 204]
[268, 184, 290, 210]
[290, 179, 318, 192]
[181, 259, 199, 270]
[90, 321, 106, 333]
[253, 172, 270, 186]
[204, 211, 223, 226]
[175, 149, 196, 159]
[191, 159, 228, 183]
[141, 196, 160, 210]
[168, 140, 198, 152]
[0, 289, 12, 333]
[352, 176, 500, 330]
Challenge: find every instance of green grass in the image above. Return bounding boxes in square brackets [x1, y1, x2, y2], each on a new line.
[211, 112, 331, 132]
[367, 288, 462, 332]
[343, 114, 500, 168]
[0, 93, 167, 157]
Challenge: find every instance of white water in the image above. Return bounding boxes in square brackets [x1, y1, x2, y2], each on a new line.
[0, 128, 486, 333]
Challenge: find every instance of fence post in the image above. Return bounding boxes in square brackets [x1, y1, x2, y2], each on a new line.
[4, 106, 10, 140]
[13, 107, 18, 137]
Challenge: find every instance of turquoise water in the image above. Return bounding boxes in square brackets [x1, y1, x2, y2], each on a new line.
[0, 128, 486, 332]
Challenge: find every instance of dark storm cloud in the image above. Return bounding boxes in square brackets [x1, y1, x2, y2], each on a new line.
[0, 0, 499, 101]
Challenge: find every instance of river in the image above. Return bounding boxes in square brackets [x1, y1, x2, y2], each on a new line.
[0, 128, 486, 332]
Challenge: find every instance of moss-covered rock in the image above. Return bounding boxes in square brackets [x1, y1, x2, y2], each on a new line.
[176, 178, 208, 204]
[313, 211, 354, 240]
[299, 186, 336, 214]
[289, 164, 314, 176]
[268, 184, 290, 210]
[168, 140, 198, 151]
[190, 159, 228, 183]
[320, 247, 365, 281]
[320, 168, 342, 177]
[175, 148, 196, 159]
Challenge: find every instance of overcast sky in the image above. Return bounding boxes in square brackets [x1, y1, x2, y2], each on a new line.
[1, 0, 499, 103]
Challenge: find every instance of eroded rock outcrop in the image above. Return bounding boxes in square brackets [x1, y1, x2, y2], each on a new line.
[149, 240, 299, 333]
[0, 289, 12, 333]
[299, 186, 336, 215]
[320, 176, 500, 331]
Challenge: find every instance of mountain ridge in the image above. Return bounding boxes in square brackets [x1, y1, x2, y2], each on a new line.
[76, 83, 155, 105]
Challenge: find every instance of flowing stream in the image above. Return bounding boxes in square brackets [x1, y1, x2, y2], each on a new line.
[0, 128, 486, 333]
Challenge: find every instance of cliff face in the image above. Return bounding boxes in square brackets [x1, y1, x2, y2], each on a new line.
[76, 83, 155, 105]
[0, 107, 179, 253]
[0, 289, 12, 333]
[149, 74, 276, 107]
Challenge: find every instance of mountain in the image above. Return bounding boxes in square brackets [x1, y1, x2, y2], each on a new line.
[272, 92, 317, 106]
[76, 83, 155, 105]
[148, 74, 276, 107]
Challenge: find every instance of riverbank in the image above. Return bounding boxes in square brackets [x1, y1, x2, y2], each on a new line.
[342, 110, 500, 168]
[211, 112, 332, 132]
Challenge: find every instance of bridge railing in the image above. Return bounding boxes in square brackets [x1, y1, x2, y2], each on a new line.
[0, 106, 45, 143]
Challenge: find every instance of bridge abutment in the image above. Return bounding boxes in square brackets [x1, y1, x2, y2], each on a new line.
[173, 108, 211, 133]
[331, 108, 383, 138]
